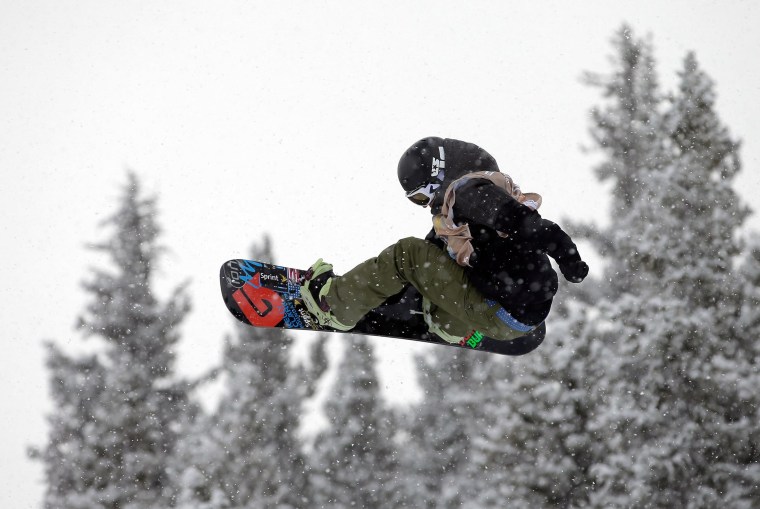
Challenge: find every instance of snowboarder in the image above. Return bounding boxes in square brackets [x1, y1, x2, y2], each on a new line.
[300, 137, 588, 351]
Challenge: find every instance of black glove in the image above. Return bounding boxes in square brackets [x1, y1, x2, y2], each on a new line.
[560, 260, 589, 283]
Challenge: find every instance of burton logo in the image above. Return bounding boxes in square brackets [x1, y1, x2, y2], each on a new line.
[232, 273, 284, 327]
[460, 330, 484, 349]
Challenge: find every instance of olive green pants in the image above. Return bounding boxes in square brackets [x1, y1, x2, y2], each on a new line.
[325, 237, 533, 343]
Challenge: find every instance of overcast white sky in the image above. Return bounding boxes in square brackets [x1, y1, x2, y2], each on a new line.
[2, 1, 759, 506]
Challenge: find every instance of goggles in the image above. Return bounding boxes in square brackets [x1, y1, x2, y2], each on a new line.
[406, 182, 441, 206]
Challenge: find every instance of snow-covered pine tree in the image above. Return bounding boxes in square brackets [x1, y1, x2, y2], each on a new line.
[310, 336, 401, 508]
[730, 234, 760, 503]
[589, 50, 759, 507]
[36, 346, 109, 509]
[172, 236, 322, 509]
[582, 24, 666, 296]
[574, 29, 673, 504]
[398, 349, 483, 508]
[585, 24, 662, 210]
[36, 172, 191, 508]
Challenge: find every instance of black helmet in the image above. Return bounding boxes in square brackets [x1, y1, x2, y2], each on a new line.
[398, 137, 446, 206]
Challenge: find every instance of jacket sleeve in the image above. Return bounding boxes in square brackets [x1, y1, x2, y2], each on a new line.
[452, 179, 582, 264]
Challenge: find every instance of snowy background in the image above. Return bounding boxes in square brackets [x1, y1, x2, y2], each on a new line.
[2, 1, 760, 507]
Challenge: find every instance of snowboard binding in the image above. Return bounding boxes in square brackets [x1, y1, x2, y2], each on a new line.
[300, 259, 354, 331]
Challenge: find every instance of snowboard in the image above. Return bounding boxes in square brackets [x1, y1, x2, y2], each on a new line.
[219, 258, 544, 356]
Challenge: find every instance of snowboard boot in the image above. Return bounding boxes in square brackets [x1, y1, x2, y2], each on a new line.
[300, 259, 354, 331]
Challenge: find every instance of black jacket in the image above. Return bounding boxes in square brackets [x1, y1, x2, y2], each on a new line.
[425, 138, 583, 326]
